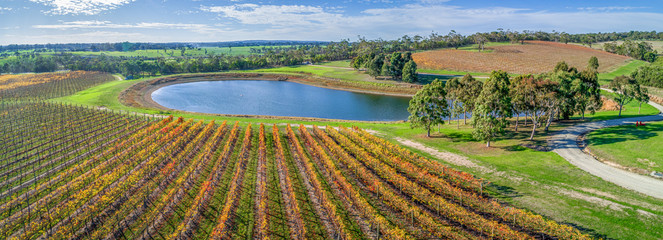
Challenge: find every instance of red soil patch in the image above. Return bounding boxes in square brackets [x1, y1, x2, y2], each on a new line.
[413, 41, 631, 74]
[600, 96, 620, 111]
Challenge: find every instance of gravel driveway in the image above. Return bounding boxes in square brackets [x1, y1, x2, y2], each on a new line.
[549, 101, 663, 199]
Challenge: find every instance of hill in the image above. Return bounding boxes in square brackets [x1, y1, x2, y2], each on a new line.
[413, 41, 631, 74]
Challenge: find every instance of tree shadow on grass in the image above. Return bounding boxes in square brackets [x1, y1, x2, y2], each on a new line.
[417, 74, 457, 85]
[587, 124, 663, 146]
[564, 222, 613, 240]
[485, 184, 522, 201]
[442, 131, 476, 142]
[503, 145, 527, 151]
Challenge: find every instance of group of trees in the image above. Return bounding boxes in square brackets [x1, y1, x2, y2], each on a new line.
[630, 64, 663, 88]
[0, 44, 352, 78]
[352, 52, 418, 82]
[408, 57, 619, 146]
[609, 75, 650, 116]
[602, 40, 657, 62]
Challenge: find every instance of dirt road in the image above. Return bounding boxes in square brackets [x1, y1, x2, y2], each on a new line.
[549, 100, 663, 199]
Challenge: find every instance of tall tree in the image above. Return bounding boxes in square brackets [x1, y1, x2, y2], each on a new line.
[635, 86, 650, 114]
[574, 67, 602, 119]
[389, 52, 404, 79]
[458, 74, 482, 124]
[445, 77, 463, 128]
[551, 64, 578, 120]
[471, 70, 512, 147]
[510, 74, 532, 132]
[402, 60, 418, 83]
[588, 56, 599, 70]
[366, 54, 383, 77]
[609, 75, 639, 117]
[553, 61, 569, 73]
[472, 33, 488, 52]
[408, 79, 448, 137]
[514, 76, 559, 140]
[380, 59, 390, 77]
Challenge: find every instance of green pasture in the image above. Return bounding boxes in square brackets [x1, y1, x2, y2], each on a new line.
[587, 121, 663, 173]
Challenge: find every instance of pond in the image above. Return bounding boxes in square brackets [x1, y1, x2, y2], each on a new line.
[151, 80, 412, 121]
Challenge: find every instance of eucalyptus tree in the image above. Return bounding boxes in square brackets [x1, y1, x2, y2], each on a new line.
[408, 79, 449, 137]
[471, 70, 512, 147]
[445, 77, 464, 128]
[609, 75, 639, 117]
[402, 60, 418, 83]
[574, 67, 602, 119]
[458, 74, 483, 124]
[636, 87, 650, 114]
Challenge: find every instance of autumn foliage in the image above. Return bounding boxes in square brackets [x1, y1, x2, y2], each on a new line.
[0, 101, 591, 239]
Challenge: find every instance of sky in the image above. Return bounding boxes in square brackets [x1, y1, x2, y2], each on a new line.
[1, 0, 662, 45]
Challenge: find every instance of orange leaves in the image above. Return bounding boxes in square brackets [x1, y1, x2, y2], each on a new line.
[0, 71, 114, 99]
[255, 123, 270, 239]
[1, 108, 588, 240]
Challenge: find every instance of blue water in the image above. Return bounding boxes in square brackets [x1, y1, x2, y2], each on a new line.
[151, 80, 412, 121]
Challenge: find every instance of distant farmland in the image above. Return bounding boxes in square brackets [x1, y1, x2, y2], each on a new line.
[413, 41, 631, 74]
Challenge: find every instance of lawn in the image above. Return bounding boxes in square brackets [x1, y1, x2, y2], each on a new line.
[597, 59, 648, 86]
[586, 121, 663, 173]
[317, 60, 352, 68]
[247, 65, 370, 82]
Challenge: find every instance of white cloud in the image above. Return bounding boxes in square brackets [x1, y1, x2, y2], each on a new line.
[3, 31, 149, 44]
[33, 21, 212, 31]
[30, 0, 136, 15]
[201, 4, 342, 26]
[578, 6, 648, 12]
[7, 2, 663, 44]
[197, 3, 663, 41]
[0, 6, 12, 13]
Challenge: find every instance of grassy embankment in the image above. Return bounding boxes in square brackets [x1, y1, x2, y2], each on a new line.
[586, 121, 663, 174]
[51, 59, 663, 239]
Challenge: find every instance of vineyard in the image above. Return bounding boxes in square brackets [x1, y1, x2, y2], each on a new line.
[0, 100, 591, 239]
[413, 40, 631, 74]
[0, 71, 114, 99]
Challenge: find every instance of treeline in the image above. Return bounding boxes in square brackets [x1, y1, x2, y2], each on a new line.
[352, 52, 419, 82]
[0, 42, 355, 77]
[631, 64, 663, 88]
[602, 40, 657, 62]
[2, 30, 663, 76]
[408, 57, 650, 146]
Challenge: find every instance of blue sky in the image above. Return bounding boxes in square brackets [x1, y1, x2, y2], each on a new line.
[0, 0, 662, 45]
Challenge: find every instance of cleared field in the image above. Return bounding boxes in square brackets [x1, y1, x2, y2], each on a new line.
[413, 41, 631, 74]
[0, 101, 589, 239]
[586, 121, 663, 174]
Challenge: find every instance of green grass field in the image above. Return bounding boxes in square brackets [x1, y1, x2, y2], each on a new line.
[246, 65, 370, 82]
[586, 121, 663, 173]
[317, 60, 352, 67]
[597, 59, 648, 86]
